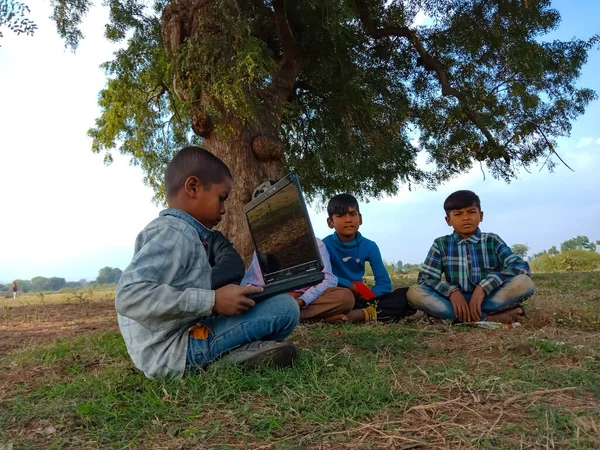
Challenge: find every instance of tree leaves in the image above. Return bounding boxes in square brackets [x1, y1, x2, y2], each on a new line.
[0, 0, 37, 42]
[52, 0, 597, 204]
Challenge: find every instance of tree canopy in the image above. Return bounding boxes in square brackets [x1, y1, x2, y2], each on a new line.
[560, 235, 597, 252]
[30, 276, 67, 291]
[510, 243, 529, 259]
[43, 0, 597, 204]
[96, 266, 123, 284]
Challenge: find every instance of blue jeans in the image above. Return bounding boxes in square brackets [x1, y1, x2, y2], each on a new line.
[407, 274, 535, 322]
[186, 293, 300, 369]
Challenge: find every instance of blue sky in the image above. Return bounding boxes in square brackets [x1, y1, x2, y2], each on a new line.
[0, 0, 599, 282]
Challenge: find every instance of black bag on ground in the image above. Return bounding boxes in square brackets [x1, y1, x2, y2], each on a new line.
[354, 287, 416, 323]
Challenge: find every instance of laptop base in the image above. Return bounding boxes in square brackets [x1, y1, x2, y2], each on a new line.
[247, 272, 325, 302]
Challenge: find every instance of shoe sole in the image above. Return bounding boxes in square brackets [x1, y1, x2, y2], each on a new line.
[242, 343, 298, 369]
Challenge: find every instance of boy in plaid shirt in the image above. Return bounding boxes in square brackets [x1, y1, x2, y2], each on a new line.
[407, 190, 534, 323]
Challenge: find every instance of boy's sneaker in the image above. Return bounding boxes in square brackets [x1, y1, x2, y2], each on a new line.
[219, 341, 298, 368]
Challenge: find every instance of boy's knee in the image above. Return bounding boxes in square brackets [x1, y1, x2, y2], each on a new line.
[407, 284, 428, 307]
[506, 274, 535, 297]
[272, 293, 301, 321]
[339, 288, 355, 312]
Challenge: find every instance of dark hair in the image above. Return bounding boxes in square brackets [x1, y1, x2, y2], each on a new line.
[165, 146, 232, 197]
[443, 190, 481, 216]
[327, 193, 360, 218]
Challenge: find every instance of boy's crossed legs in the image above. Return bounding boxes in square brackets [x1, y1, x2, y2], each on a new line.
[186, 293, 300, 370]
[298, 287, 355, 322]
[407, 274, 534, 323]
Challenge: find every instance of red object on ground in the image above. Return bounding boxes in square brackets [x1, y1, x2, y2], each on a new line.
[354, 281, 376, 300]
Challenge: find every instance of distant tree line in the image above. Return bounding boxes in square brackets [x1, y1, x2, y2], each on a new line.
[2, 266, 123, 294]
[511, 235, 599, 273]
[365, 260, 422, 277]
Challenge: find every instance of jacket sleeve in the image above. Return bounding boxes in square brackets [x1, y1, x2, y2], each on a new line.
[479, 235, 531, 295]
[206, 230, 245, 289]
[418, 240, 459, 297]
[115, 226, 215, 331]
[368, 243, 392, 296]
[299, 240, 338, 305]
[241, 252, 265, 286]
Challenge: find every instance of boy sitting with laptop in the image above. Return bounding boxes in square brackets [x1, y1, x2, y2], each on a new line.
[116, 147, 300, 379]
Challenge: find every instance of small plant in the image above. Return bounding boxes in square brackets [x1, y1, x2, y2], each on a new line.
[68, 289, 91, 305]
[37, 292, 45, 302]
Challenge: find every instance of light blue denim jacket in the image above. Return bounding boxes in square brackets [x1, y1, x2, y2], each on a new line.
[116, 210, 215, 379]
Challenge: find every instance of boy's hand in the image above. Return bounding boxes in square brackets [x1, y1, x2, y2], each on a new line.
[296, 298, 306, 309]
[213, 284, 262, 315]
[351, 281, 377, 300]
[469, 285, 486, 321]
[449, 290, 471, 322]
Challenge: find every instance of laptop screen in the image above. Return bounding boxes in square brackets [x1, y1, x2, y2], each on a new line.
[246, 178, 320, 280]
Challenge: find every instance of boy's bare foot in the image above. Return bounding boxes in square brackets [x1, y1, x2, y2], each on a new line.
[346, 309, 367, 323]
[323, 313, 348, 324]
[487, 307, 525, 324]
[426, 314, 443, 325]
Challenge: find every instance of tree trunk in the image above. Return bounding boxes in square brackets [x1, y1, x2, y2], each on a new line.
[202, 119, 285, 265]
[162, 0, 302, 264]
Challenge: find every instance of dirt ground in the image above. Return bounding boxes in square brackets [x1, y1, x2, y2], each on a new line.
[0, 298, 117, 357]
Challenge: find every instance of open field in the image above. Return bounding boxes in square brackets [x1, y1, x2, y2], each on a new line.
[1, 272, 599, 449]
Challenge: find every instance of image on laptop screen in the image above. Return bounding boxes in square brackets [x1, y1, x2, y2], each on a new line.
[246, 181, 319, 278]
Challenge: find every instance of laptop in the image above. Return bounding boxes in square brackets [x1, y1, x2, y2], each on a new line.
[244, 173, 324, 301]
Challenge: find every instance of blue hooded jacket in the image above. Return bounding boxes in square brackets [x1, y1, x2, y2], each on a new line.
[322, 231, 392, 296]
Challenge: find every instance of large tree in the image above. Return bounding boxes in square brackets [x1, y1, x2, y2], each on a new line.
[96, 266, 123, 284]
[510, 243, 529, 259]
[50, 0, 596, 261]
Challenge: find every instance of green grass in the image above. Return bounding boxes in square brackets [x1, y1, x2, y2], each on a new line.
[1, 272, 599, 449]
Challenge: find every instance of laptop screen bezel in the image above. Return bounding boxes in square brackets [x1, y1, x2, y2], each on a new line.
[244, 173, 323, 282]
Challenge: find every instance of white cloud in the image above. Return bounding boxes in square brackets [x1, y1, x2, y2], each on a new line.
[576, 137, 595, 148]
[596, 138, 600, 145]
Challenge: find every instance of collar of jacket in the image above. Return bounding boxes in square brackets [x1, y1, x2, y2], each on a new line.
[332, 231, 363, 249]
[160, 208, 213, 242]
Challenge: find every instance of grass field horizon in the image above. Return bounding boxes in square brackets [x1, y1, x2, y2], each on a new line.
[1, 272, 599, 449]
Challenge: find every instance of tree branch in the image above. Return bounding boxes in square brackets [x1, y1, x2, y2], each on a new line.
[273, 0, 300, 60]
[536, 125, 574, 172]
[354, 0, 502, 151]
[147, 83, 167, 103]
[270, 0, 307, 102]
[151, 81, 183, 126]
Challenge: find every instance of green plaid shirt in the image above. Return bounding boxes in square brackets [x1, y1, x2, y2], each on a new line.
[418, 228, 531, 297]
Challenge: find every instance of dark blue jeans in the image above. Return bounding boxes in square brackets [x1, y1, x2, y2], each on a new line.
[186, 293, 299, 368]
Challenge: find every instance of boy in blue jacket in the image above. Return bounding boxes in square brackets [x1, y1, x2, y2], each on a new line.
[323, 194, 414, 323]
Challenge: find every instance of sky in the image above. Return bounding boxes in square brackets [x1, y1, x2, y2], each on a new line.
[0, 0, 599, 282]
